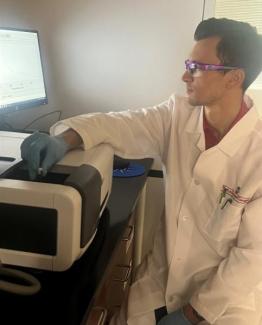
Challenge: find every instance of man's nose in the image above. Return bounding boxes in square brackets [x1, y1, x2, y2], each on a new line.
[182, 70, 192, 82]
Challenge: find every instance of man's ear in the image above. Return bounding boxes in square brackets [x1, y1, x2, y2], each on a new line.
[226, 69, 245, 89]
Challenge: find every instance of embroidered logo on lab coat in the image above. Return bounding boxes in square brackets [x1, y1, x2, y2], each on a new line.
[219, 185, 250, 209]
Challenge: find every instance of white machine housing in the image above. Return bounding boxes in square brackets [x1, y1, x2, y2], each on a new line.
[0, 131, 114, 271]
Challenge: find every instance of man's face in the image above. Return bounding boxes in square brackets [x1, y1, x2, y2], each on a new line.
[182, 37, 230, 107]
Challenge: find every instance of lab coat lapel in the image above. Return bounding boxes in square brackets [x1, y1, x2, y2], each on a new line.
[185, 101, 262, 159]
[217, 104, 262, 157]
[185, 105, 206, 152]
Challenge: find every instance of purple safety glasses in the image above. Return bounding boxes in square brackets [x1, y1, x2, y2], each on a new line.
[185, 59, 239, 76]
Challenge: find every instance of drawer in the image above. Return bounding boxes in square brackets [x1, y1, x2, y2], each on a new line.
[85, 306, 108, 325]
[107, 306, 120, 324]
[106, 264, 132, 308]
[122, 225, 134, 244]
[116, 225, 134, 265]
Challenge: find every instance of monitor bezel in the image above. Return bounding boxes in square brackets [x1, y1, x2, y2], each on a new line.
[0, 27, 48, 115]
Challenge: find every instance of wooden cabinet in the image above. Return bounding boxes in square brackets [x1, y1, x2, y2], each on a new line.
[85, 307, 108, 325]
[84, 214, 135, 325]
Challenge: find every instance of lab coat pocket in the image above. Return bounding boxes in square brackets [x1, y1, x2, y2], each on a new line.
[204, 203, 243, 242]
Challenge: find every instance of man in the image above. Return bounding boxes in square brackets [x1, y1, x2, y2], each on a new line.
[21, 18, 262, 324]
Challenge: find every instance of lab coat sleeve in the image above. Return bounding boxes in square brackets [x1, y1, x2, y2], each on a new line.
[50, 95, 175, 160]
[190, 197, 262, 323]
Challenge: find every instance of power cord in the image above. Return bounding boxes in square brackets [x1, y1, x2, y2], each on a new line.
[23, 110, 62, 130]
[0, 260, 41, 295]
[0, 110, 62, 132]
[0, 114, 15, 131]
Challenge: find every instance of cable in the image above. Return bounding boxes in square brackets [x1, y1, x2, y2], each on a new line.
[202, 0, 206, 20]
[23, 110, 62, 130]
[0, 115, 15, 131]
[0, 262, 41, 295]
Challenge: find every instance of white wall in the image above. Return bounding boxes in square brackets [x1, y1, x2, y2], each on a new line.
[45, 0, 204, 116]
[0, 0, 205, 131]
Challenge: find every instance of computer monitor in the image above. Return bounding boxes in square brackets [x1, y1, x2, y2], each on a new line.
[0, 27, 48, 115]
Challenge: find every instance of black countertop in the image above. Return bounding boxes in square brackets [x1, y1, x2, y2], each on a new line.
[0, 157, 153, 325]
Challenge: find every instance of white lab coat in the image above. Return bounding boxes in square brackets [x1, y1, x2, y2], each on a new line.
[51, 95, 262, 325]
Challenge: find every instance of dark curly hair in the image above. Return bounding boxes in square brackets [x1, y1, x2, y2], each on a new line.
[194, 18, 262, 91]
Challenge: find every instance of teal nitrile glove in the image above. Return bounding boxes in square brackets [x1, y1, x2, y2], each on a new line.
[157, 308, 193, 325]
[20, 132, 69, 180]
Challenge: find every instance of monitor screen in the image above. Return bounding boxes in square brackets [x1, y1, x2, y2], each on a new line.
[0, 28, 48, 114]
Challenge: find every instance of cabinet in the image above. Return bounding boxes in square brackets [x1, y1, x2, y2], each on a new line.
[84, 214, 135, 325]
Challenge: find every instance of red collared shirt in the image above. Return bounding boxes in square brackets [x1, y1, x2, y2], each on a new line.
[203, 101, 249, 150]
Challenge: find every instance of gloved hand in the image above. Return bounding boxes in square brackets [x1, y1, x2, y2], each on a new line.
[20, 131, 69, 180]
[157, 308, 193, 325]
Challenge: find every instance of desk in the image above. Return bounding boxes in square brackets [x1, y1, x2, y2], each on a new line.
[0, 157, 153, 325]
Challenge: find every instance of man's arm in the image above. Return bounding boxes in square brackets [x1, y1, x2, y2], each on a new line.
[22, 95, 175, 179]
[50, 97, 174, 159]
[59, 128, 83, 150]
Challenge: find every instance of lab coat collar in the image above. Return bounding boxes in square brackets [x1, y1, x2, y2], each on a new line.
[216, 104, 260, 157]
[184, 95, 262, 157]
[184, 104, 205, 152]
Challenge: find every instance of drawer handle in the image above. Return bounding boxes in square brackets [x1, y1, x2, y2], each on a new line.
[86, 306, 107, 325]
[112, 265, 132, 283]
[122, 226, 134, 241]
